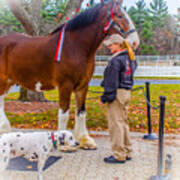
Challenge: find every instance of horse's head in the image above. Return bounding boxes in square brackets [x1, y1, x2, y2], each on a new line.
[105, 0, 140, 50]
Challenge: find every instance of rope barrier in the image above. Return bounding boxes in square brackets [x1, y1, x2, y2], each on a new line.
[88, 85, 160, 110]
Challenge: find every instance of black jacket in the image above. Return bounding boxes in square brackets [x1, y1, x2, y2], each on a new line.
[101, 51, 137, 103]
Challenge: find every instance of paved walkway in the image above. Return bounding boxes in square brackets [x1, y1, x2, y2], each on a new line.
[1, 132, 180, 180]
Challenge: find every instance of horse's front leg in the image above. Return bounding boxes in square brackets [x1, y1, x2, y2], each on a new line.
[74, 86, 97, 150]
[58, 83, 73, 130]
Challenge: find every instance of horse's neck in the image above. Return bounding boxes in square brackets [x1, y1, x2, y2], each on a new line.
[85, 25, 106, 55]
[88, 21, 106, 55]
[50, 11, 107, 58]
[69, 14, 107, 56]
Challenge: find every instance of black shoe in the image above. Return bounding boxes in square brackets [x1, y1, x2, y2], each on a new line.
[126, 157, 132, 161]
[104, 155, 126, 164]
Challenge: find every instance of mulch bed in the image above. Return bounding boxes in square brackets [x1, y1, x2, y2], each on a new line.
[5, 101, 59, 114]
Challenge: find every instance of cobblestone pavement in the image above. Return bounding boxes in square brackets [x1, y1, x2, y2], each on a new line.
[0, 132, 180, 180]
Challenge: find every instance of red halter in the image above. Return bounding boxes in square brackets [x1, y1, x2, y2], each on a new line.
[104, 11, 114, 34]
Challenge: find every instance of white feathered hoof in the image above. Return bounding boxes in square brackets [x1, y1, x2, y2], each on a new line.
[0, 121, 11, 135]
[78, 135, 97, 150]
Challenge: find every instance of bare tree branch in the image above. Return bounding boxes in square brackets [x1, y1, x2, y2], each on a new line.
[61, 0, 84, 23]
[6, 0, 39, 35]
[31, 0, 42, 24]
[47, 0, 84, 33]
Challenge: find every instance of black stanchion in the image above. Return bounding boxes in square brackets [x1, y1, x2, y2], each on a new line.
[143, 82, 157, 140]
[150, 96, 172, 180]
[158, 96, 166, 177]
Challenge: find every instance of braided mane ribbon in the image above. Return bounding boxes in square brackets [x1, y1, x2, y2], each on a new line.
[54, 25, 66, 62]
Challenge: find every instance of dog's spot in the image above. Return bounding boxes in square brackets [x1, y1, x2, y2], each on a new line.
[43, 145, 48, 152]
[31, 152, 38, 160]
[3, 142, 7, 146]
[50, 149, 53, 152]
[17, 134, 21, 137]
[2, 149, 5, 153]
[4, 157, 8, 162]
[31, 156, 36, 160]
[11, 150, 16, 156]
[59, 133, 65, 145]
[69, 136, 73, 140]
[10, 144, 13, 147]
[32, 152, 38, 159]
[20, 147, 24, 151]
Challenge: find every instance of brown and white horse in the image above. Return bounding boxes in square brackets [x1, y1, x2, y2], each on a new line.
[0, 0, 139, 149]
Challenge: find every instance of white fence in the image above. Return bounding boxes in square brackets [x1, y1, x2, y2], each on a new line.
[94, 55, 180, 77]
[135, 66, 180, 77]
[96, 55, 180, 62]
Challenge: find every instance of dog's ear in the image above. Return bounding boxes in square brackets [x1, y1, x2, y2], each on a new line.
[59, 133, 65, 145]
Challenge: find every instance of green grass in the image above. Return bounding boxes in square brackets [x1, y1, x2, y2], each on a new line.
[5, 85, 180, 133]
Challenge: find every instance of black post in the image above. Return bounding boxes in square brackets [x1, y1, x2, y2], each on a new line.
[146, 82, 152, 134]
[143, 82, 157, 140]
[149, 96, 170, 180]
[158, 96, 166, 177]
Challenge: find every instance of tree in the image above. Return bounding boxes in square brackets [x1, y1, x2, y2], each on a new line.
[149, 0, 168, 28]
[0, 1, 23, 35]
[5, 0, 84, 101]
[154, 15, 180, 55]
[139, 19, 157, 55]
[128, 0, 157, 55]
[128, 0, 147, 30]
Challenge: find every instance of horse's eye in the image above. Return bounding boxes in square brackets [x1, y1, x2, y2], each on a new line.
[69, 136, 73, 140]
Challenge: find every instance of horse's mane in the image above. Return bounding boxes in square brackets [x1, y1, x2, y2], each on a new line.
[50, 3, 104, 35]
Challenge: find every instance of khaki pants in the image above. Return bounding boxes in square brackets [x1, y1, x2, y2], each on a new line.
[107, 89, 132, 160]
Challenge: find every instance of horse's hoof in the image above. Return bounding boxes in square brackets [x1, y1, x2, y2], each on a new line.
[82, 147, 97, 151]
[59, 146, 78, 153]
[79, 135, 97, 150]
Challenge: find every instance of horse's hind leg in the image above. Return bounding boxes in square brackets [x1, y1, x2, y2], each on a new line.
[74, 86, 96, 150]
[0, 77, 11, 134]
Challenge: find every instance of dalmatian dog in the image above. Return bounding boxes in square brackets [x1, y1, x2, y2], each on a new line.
[0, 130, 79, 180]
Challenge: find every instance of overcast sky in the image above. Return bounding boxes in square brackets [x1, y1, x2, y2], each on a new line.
[82, 0, 179, 15]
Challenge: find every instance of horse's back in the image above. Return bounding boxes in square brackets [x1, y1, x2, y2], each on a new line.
[0, 33, 23, 75]
[0, 33, 56, 91]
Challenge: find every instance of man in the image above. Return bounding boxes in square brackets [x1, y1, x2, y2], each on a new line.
[101, 34, 138, 164]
